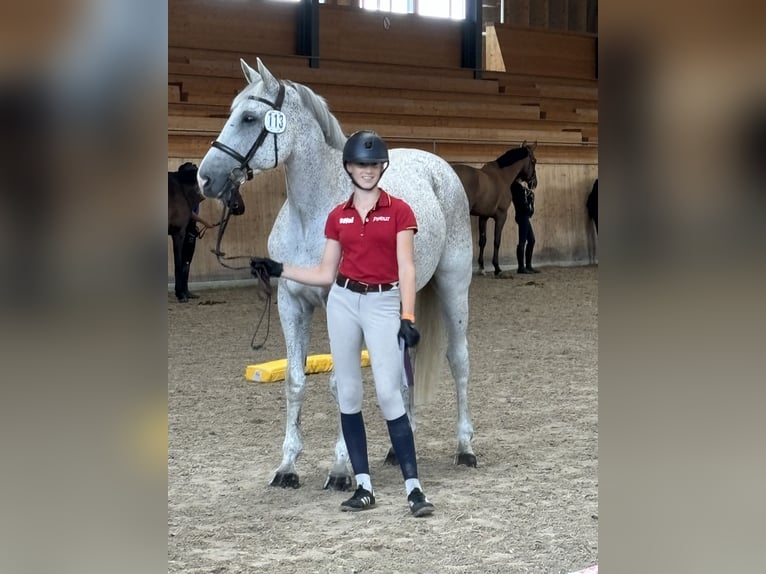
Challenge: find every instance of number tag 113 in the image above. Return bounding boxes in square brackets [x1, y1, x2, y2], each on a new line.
[264, 110, 286, 134]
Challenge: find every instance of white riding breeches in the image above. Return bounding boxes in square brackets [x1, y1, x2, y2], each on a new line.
[326, 283, 405, 420]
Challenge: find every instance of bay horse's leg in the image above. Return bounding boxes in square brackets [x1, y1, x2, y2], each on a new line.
[433, 277, 477, 468]
[477, 216, 489, 275]
[323, 371, 353, 491]
[270, 288, 312, 488]
[171, 231, 185, 301]
[492, 213, 508, 276]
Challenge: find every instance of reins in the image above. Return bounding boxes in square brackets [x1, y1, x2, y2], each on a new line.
[208, 200, 273, 350]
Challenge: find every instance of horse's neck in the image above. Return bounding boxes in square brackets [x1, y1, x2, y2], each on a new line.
[283, 154, 346, 225]
[491, 163, 522, 187]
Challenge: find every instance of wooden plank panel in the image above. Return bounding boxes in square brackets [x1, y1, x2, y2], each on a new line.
[169, 134, 597, 166]
[169, 0, 297, 55]
[169, 114, 585, 145]
[170, 67, 501, 99]
[493, 26, 596, 80]
[319, 4, 462, 69]
[339, 122, 584, 145]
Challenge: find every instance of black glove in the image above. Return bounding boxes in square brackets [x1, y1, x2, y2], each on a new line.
[398, 319, 420, 348]
[250, 256, 283, 278]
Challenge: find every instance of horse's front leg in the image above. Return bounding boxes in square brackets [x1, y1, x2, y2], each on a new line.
[323, 371, 353, 491]
[270, 289, 312, 488]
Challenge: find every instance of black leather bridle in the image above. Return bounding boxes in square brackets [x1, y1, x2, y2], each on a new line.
[210, 81, 286, 187]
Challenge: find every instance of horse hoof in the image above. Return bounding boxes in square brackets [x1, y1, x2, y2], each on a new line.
[455, 453, 478, 468]
[383, 448, 398, 466]
[270, 472, 300, 488]
[323, 474, 353, 491]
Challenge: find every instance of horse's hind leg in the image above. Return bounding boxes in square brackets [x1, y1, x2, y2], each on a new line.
[477, 217, 489, 275]
[434, 277, 477, 467]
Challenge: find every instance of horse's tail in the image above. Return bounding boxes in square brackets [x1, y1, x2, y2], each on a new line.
[413, 280, 446, 406]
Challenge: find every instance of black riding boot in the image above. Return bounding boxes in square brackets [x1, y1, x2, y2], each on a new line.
[176, 262, 191, 302]
[525, 242, 540, 273]
[517, 245, 530, 274]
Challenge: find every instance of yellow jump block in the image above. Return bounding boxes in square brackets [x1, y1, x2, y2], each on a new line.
[246, 351, 371, 383]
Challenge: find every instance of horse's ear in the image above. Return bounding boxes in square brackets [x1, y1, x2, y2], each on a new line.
[256, 57, 279, 91]
[241, 59, 260, 84]
[521, 140, 527, 147]
[530, 141, 538, 150]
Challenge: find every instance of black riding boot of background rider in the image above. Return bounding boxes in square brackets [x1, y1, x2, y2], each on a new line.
[176, 223, 199, 302]
[516, 245, 528, 274]
[525, 239, 540, 273]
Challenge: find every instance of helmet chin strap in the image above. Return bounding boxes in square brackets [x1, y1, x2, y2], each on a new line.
[346, 164, 388, 192]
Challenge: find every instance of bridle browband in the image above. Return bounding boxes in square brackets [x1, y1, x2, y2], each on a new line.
[211, 80, 286, 186]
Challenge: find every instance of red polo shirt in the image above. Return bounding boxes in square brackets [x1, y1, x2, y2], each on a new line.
[324, 189, 417, 284]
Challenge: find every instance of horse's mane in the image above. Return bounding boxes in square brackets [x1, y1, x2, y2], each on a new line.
[495, 146, 529, 168]
[285, 81, 348, 151]
[232, 77, 348, 152]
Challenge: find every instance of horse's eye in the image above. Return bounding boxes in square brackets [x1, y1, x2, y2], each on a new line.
[243, 115, 256, 123]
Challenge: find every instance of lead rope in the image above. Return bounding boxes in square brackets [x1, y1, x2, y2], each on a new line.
[209, 203, 273, 350]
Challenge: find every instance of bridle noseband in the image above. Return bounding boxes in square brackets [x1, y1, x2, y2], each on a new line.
[211, 80, 286, 187]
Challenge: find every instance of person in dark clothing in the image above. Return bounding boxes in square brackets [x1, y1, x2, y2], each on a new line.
[169, 162, 216, 303]
[176, 205, 216, 302]
[511, 179, 539, 273]
[587, 178, 598, 233]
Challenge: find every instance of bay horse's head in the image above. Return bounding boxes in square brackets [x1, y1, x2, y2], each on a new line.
[495, 142, 538, 190]
[176, 162, 205, 206]
[519, 141, 538, 190]
[179, 162, 245, 216]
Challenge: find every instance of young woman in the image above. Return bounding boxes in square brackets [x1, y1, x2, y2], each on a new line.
[511, 178, 540, 274]
[250, 131, 434, 517]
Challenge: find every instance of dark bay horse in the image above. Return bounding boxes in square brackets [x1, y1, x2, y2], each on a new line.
[452, 143, 538, 276]
[168, 162, 245, 296]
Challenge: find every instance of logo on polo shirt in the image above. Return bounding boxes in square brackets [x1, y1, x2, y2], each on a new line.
[339, 216, 355, 224]
[372, 216, 391, 222]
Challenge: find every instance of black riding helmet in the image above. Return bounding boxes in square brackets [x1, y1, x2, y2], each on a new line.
[343, 130, 389, 165]
[342, 131, 389, 190]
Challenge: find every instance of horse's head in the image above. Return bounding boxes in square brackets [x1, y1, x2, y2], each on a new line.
[520, 141, 538, 189]
[176, 162, 205, 205]
[198, 58, 297, 203]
